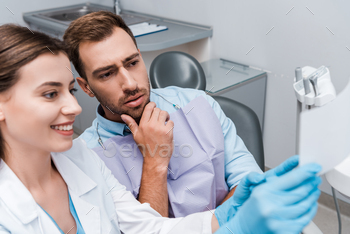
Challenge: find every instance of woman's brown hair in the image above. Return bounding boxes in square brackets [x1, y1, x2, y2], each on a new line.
[0, 24, 67, 161]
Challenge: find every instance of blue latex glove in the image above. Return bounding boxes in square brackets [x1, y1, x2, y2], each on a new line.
[215, 163, 322, 234]
[215, 172, 265, 226]
[264, 155, 300, 179]
[215, 155, 300, 226]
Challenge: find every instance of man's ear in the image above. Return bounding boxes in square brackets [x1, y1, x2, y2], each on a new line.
[0, 103, 5, 122]
[76, 77, 95, 97]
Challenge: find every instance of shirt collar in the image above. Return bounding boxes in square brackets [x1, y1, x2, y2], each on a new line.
[51, 147, 97, 197]
[96, 104, 125, 136]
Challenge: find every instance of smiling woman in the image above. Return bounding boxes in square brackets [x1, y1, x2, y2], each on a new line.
[0, 24, 84, 234]
[0, 24, 73, 161]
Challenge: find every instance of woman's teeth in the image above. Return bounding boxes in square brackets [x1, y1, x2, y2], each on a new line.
[51, 124, 73, 131]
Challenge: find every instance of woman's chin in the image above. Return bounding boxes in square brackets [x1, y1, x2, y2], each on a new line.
[51, 140, 73, 153]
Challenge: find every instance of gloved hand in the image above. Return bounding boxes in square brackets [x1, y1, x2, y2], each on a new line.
[215, 163, 322, 234]
[215, 155, 300, 226]
[264, 155, 300, 179]
[215, 172, 264, 226]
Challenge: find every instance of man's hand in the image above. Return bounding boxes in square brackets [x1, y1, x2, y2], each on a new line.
[121, 102, 174, 170]
[121, 102, 174, 217]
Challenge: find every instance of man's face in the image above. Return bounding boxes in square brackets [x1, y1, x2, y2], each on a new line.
[78, 27, 150, 122]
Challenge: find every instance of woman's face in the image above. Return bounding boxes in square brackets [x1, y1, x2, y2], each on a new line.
[0, 52, 82, 153]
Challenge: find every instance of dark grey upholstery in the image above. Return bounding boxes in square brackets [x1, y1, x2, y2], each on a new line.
[213, 96, 265, 171]
[150, 51, 264, 171]
[149, 51, 206, 90]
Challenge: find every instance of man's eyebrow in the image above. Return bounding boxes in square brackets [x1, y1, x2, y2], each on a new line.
[37, 79, 75, 89]
[122, 52, 140, 64]
[91, 52, 140, 78]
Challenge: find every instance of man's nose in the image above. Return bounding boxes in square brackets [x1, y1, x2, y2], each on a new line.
[119, 67, 138, 92]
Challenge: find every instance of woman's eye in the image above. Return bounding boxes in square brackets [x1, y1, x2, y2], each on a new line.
[44, 92, 57, 99]
[70, 88, 78, 95]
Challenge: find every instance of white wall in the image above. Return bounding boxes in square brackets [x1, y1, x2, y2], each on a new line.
[119, 0, 350, 202]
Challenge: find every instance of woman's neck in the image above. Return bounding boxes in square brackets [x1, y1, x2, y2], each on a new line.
[4, 141, 55, 191]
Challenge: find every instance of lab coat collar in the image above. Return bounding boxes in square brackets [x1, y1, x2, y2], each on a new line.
[0, 152, 97, 225]
[0, 159, 39, 224]
[51, 151, 97, 197]
[51, 149, 101, 234]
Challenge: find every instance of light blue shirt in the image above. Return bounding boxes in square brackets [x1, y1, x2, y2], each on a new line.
[38, 191, 85, 234]
[79, 86, 262, 189]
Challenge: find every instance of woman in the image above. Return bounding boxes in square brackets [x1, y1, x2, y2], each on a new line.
[0, 24, 321, 234]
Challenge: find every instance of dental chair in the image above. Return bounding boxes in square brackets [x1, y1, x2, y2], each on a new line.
[149, 51, 265, 171]
[149, 51, 206, 91]
[211, 95, 265, 171]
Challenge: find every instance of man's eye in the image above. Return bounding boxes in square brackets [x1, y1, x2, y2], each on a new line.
[70, 88, 78, 95]
[44, 92, 57, 99]
[100, 71, 113, 79]
[129, 60, 139, 67]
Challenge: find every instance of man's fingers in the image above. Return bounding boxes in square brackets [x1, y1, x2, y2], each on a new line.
[150, 107, 161, 123]
[272, 163, 321, 191]
[159, 110, 170, 124]
[140, 102, 156, 124]
[121, 114, 138, 134]
[265, 155, 299, 178]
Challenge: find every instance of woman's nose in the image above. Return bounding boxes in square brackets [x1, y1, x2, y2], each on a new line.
[61, 93, 82, 116]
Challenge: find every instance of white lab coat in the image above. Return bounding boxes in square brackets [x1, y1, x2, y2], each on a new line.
[0, 138, 213, 234]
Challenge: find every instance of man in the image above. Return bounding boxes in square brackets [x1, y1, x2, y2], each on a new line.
[63, 11, 262, 217]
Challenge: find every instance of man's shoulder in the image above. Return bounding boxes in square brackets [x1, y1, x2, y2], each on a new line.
[152, 86, 209, 104]
[153, 86, 205, 96]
